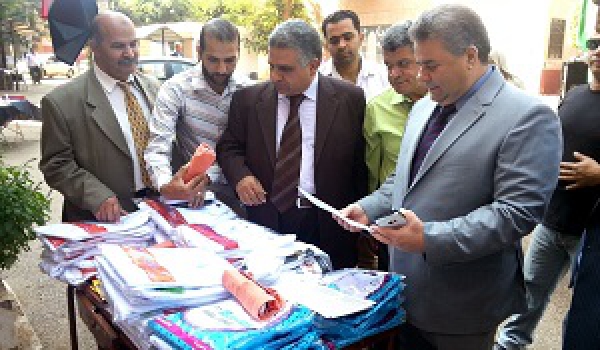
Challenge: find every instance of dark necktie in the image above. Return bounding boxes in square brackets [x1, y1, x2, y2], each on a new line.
[271, 94, 305, 213]
[409, 104, 456, 184]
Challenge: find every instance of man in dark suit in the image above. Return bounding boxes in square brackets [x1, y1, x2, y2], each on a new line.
[217, 19, 367, 269]
[39, 11, 164, 222]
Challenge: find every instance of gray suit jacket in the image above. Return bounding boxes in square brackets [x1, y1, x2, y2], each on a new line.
[39, 69, 159, 222]
[358, 68, 562, 333]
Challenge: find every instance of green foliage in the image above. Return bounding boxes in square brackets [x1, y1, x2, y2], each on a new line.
[115, 0, 314, 54]
[114, 0, 197, 24]
[0, 160, 50, 270]
[194, 0, 312, 54]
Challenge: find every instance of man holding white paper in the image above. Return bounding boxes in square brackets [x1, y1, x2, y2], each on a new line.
[335, 5, 561, 349]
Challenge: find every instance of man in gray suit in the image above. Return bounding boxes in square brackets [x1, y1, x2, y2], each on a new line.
[40, 11, 163, 222]
[337, 5, 562, 349]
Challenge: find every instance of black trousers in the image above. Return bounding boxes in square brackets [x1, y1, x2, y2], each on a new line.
[277, 206, 320, 247]
[563, 222, 600, 350]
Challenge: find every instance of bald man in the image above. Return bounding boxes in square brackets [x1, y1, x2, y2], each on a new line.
[40, 11, 170, 222]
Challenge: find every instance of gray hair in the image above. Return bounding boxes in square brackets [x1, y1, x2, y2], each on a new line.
[199, 18, 240, 51]
[381, 20, 413, 52]
[269, 19, 322, 66]
[408, 4, 490, 63]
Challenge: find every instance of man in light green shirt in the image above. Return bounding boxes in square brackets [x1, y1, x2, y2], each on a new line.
[360, 21, 427, 269]
[365, 21, 427, 193]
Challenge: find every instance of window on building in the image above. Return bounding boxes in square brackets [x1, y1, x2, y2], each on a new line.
[548, 18, 566, 59]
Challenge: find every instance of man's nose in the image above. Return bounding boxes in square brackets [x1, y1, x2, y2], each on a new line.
[216, 61, 227, 74]
[417, 67, 429, 83]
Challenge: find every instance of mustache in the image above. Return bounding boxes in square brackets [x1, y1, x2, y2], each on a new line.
[118, 58, 137, 66]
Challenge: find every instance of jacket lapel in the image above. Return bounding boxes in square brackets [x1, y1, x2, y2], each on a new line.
[395, 100, 436, 202]
[256, 84, 278, 166]
[315, 75, 339, 165]
[410, 69, 505, 188]
[133, 73, 157, 111]
[85, 70, 131, 158]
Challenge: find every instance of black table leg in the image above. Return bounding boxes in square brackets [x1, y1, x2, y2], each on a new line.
[67, 285, 79, 350]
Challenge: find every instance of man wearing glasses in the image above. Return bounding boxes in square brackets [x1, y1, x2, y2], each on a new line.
[495, 34, 600, 350]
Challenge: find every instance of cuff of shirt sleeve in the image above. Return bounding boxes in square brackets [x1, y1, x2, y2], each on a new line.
[155, 173, 174, 192]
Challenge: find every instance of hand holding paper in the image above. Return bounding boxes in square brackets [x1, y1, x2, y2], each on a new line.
[183, 143, 216, 183]
[297, 188, 371, 232]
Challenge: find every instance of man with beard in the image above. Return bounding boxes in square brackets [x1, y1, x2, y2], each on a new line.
[40, 11, 160, 222]
[362, 21, 427, 270]
[319, 10, 389, 101]
[145, 18, 251, 210]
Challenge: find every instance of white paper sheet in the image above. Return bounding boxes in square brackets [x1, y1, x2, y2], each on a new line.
[298, 188, 372, 232]
[274, 277, 374, 318]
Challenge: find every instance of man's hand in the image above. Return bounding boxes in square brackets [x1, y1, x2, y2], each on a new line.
[236, 175, 266, 206]
[95, 196, 127, 222]
[335, 203, 369, 232]
[159, 165, 210, 208]
[559, 152, 600, 190]
[370, 209, 425, 253]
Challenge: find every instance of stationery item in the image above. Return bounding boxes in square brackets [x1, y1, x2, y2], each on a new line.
[298, 188, 371, 232]
[183, 143, 216, 183]
[176, 224, 239, 251]
[222, 269, 285, 321]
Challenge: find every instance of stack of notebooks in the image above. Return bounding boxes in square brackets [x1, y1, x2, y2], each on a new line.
[36, 211, 162, 285]
[315, 269, 406, 348]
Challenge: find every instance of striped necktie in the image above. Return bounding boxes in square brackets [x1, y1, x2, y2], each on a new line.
[271, 94, 305, 212]
[117, 81, 153, 189]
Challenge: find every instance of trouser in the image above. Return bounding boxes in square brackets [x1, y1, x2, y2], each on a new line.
[496, 224, 580, 349]
[396, 323, 496, 350]
[563, 223, 600, 349]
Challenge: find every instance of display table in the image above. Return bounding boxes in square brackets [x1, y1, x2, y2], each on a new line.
[70, 283, 399, 350]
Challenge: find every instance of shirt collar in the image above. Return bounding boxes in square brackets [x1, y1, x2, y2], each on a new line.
[191, 65, 249, 96]
[388, 89, 413, 105]
[277, 73, 319, 101]
[93, 62, 134, 94]
[320, 56, 379, 79]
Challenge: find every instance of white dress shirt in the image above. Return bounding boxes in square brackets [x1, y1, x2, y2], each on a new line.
[94, 63, 152, 191]
[276, 74, 319, 195]
[319, 57, 389, 102]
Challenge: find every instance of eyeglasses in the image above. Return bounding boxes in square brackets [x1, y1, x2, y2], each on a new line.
[586, 38, 600, 51]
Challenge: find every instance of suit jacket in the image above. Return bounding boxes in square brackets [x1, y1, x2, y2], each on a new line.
[217, 74, 368, 268]
[39, 69, 159, 222]
[358, 68, 563, 333]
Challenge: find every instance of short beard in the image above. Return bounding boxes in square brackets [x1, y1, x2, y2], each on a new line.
[202, 64, 231, 88]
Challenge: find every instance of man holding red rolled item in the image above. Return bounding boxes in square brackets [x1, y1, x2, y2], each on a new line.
[145, 18, 252, 210]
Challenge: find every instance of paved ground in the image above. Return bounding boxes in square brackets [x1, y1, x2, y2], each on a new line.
[0, 79, 569, 349]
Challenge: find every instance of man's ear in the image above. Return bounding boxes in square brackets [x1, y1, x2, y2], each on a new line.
[308, 58, 321, 75]
[465, 45, 479, 65]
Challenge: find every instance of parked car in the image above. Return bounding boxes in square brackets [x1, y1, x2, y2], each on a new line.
[137, 56, 197, 82]
[41, 56, 76, 78]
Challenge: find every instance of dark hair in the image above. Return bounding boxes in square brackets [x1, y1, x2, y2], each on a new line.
[408, 4, 490, 63]
[321, 9, 360, 37]
[381, 20, 413, 52]
[269, 19, 322, 65]
[199, 18, 240, 51]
